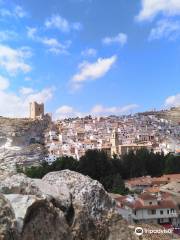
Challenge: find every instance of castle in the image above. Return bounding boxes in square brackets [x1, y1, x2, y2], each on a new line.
[29, 102, 44, 119]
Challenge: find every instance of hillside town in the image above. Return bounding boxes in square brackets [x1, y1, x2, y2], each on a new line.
[28, 102, 180, 234]
[0, 102, 179, 240]
[29, 101, 180, 163]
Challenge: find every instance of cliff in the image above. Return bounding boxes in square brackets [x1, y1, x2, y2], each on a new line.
[0, 117, 50, 180]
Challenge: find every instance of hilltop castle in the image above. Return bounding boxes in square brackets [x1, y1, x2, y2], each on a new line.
[29, 102, 44, 119]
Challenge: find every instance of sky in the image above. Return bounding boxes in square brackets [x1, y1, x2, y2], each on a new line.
[0, 0, 180, 119]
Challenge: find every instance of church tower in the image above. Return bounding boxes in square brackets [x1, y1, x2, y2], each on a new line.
[110, 129, 119, 156]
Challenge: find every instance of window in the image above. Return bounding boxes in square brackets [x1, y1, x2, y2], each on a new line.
[171, 209, 175, 213]
[167, 210, 170, 214]
[160, 210, 163, 215]
[149, 202, 152, 205]
[151, 210, 156, 215]
[134, 210, 136, 215]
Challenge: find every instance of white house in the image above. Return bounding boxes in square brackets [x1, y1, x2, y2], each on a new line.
[116, 193, 179, 226]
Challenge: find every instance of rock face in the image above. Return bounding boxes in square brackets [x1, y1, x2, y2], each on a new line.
[0, 171, 137, 240]
[0, 117, 50, 180]
[43, 170, 115, 240]
[0, 194, 19, 240]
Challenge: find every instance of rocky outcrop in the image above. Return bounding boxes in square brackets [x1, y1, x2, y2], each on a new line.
[5, 194, 71, 240]
[43, 170, 115, 240]
[0, 173, 71, 212]
[0, 170, 138, 240]
[0, 117, 50, 180]
[0, 194, 19, 240]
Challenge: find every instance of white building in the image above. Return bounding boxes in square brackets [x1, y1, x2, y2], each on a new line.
[116, 193, 179, 226]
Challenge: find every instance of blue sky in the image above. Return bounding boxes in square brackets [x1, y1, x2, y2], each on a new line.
[0, 0, 180, 118]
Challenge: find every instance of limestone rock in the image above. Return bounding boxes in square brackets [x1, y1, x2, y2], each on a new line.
[0, 193, 19, 240]
[107, 213, 137, 240]
[0, 117, 50, 180]
[0, 173, 71, 211]
[43, 170, 114, 220]
[0, 171, 138, 240]
[43, 170, 117, 240]
[4, 194, 71, 240]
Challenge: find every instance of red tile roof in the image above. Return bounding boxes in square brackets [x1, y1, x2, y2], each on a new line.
[139, 193, 157, 200]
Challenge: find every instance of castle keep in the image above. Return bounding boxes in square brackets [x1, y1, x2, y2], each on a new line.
[29, 102, 44, 119]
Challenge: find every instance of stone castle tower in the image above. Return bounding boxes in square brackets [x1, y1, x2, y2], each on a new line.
[110, 129, 119, 156]
[29, 101, 44, 119]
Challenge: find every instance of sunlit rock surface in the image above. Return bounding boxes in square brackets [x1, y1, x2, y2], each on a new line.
[0, 117, 49, 180]
[0, 171, 139, 240]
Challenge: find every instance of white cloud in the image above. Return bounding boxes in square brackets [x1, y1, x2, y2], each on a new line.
[165, 93, 180, 107]
[0, 44, 32, 75]
[102, 33, 128, 46]
[14, 5, 27, 18]
[45, 14, 82, 32]
[0, 86, 53, 118]
[0, 75, 9, 90]
[19, 87, 34, 95]
[41, 38, 71, 55]
[71, 55, 117, 90]
[0, 5, 27, 18]
[149, 19, 180, 40]
[81, 48, 97, 57]
[56, 105, 74, 114]
[55, 103, 139, 119]
[72, 22, 82, 31]
[25, 88, 53, 104]
[27, 27, 71, 55]
[91, 104, 139, 116]
[25, 77, 32, 82]
[52, 106, 81, 119]
[45, 15, 69, 32]
[136, 0, 180, 21]
[55, 105, 82, 119]
[27, 27, 37, 39]
[0, 30, 17, 42]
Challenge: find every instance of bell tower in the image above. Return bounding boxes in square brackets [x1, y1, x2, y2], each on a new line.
[110, 129, 119, 156]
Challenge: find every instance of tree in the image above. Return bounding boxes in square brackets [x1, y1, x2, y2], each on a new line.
[25, 161, 50, 178]
[165, 154, 180, 174]
[78, 150, 111, 181]
[110, 173, 127, 194]
[51, 156, 78, 172]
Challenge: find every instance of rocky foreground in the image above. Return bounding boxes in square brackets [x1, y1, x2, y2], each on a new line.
[0, 170, 138, 240]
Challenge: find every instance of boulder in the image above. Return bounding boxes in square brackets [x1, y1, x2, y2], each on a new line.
[43, 170, 114, 219]
[4, 194, 71, 240]
[43, 170, 117, 240]
[0, 173, 71, 211]
[0, 170, 138, 240]
[0, 193, 19, 240]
